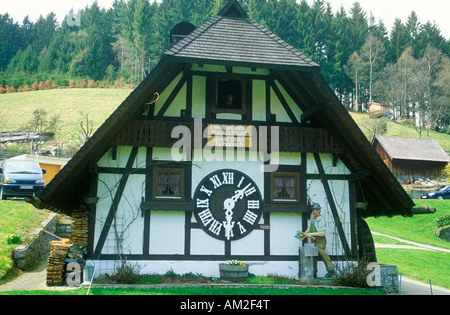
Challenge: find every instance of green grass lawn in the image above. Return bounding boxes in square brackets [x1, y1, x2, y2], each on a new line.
[0, 200, 50, 280]
[0, 286, 384, 296]
[366, 199, 450, 250]
[366, 199, 450, 289]
[375, 248, 450, 289]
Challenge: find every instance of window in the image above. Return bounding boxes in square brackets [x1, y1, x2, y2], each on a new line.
[213, 75, 246, 114]
[153, 168, 184, 200]
[271, 172, 300, 202]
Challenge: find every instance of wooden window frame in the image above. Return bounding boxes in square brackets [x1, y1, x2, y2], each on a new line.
[152, 168, 185, 200]
[212, 74, 247, 115]
[270, 171, 300, 203]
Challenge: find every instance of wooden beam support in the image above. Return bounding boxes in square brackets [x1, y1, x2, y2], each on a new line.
[300, 103, 323, 123]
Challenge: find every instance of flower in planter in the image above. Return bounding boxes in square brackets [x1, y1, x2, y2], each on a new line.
[225, 260, 245, 266]
[6, 233, 21, 245]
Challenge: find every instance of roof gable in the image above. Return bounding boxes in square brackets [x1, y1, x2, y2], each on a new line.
[218, 0, 248, 18]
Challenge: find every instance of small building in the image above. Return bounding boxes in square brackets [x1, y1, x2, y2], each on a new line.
[373, 135, 450, 184]
[31, 1, 415, 279]
[368, 102, 391, 118]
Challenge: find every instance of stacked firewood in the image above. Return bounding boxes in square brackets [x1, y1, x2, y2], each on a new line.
[46, 208, 90, 286]
[47, 239, 72, 286]
[71, 209, 89, 254]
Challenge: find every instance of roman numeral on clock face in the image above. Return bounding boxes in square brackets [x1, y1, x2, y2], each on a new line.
[197, 208, 222, 236]
[209, 175, 222, 189]
[247, 200, 260, 209]
[196, 198, 209, 208]
[243, 210, 259, 225]
[222, 172, 234, 185]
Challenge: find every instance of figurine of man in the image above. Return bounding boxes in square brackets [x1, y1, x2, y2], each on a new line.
[300, 203, 336, 278]
[225, 93, 234, 108]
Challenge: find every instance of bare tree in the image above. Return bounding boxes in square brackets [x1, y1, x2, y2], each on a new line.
[361, 35, 385, 104]
[78, 111, 95, 144]
[345, 51, 365, 112]
[26, 109, 60, 154]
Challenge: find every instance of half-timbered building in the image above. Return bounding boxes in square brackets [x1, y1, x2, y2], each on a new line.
[32, 0, 416, 279]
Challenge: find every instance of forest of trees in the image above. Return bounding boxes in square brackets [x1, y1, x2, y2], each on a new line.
[0, 0, 449, 132]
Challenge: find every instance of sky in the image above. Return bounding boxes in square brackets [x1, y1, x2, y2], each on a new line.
[1, 0, 449, 39]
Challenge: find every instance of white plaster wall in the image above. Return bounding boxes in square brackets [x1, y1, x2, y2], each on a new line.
[252, 80, 266, 121]
[165, 83, 187, 117]
[95, 146, 147, 256]
[190, 229, 225, 255]
[192, 75, 206, 118]
[95, 173, 145, 255]
[154, 73, 183, 115]
[149, 211, 185, 255]
[231, 228, 265, 256]
[307, 153, 350, 175]
[270, 213, 302, 256]
[275, 80, 303, 121]
[97, 146, 146, 169]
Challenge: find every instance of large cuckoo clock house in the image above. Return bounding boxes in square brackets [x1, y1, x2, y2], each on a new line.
[32, 0, 416, 279]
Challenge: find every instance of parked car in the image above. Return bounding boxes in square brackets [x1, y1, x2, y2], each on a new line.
[0, 159, 46, 200]
[421, 185, 450, 200]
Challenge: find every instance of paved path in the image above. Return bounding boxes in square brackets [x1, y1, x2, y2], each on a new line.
[399, 276, 450, 295]
[373, 232, 450, 253]
[0, 257, 73, 293]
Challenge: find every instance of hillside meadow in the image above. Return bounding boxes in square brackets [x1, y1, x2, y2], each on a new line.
[0, 88, 132, 145]
[349, 112, 450, 151]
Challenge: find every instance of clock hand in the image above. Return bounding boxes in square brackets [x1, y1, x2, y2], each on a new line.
[231, 183, 251, 202]
[223, 197, 237, 241]
[223, 183, 252, 240]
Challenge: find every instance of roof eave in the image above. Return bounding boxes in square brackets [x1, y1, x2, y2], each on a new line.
[164, 55, 320, 72]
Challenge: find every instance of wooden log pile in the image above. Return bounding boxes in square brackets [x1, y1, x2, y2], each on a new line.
[46, 208, 90, 287]
[71, 209, 89, 254]
[47, 239, 71, 286]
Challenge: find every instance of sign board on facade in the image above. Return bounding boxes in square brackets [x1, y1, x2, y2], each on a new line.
[207, 124, 253, 148]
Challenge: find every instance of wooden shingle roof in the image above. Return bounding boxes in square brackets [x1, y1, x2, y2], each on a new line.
[165, 1, 318, 70]
[374, 135, 450, 163]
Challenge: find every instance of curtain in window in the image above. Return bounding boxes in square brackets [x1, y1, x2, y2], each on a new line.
[169, 173, 181, 196]
[273, 176, 284, 198]
[157, 173, 169, 195]
[285, 177, 296, 199]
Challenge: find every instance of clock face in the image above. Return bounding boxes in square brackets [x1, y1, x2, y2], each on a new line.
[193, 169, 263, 241]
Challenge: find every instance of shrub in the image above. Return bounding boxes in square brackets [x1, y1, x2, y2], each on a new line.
[444, 164, 450, 182]
[333, 258, 371, 288]
[110, 261, 142, 284]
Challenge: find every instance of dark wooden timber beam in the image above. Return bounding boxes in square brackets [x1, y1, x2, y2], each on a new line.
[300, 103, 323, 123]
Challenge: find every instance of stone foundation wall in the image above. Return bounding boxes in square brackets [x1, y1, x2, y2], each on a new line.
[13, 213, 58, 270]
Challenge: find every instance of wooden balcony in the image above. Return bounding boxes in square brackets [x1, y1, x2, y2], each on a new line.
[113, 120, 344, 154]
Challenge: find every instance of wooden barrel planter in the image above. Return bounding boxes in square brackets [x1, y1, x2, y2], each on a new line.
[219, 263, 249, 282]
